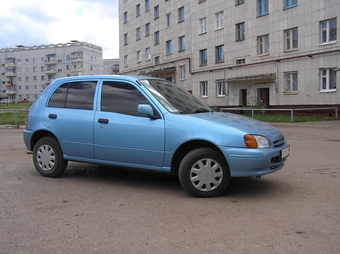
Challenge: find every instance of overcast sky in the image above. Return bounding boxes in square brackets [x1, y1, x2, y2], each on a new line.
[0, 0, 119, 59]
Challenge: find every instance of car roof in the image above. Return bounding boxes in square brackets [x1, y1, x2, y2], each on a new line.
[52, 75, 162, 83]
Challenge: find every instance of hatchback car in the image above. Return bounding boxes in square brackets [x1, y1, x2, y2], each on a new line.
[23, 75, 289, 197]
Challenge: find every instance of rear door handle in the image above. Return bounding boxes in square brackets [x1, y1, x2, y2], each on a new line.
[48, 114, 57, 119]
[98, 118, 109, 124]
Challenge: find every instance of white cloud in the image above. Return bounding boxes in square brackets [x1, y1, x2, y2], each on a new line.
[0, 0, 119, 59]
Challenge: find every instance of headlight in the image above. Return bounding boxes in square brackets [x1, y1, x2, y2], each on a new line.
[244, 134, 271, 148]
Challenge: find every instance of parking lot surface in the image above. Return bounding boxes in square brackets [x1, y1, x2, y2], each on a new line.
[0, 121, 340, 254]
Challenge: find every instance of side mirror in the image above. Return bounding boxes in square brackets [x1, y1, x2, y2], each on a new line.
[138, 104, 156, 118]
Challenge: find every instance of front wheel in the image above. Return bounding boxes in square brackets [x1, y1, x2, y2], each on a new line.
[33, 137, 67, 177]
[179, 148, 231, 198]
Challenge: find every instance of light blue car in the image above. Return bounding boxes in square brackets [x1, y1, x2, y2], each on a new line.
[23, 75, 289, 197]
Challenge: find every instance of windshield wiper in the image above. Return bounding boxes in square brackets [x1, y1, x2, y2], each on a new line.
[190, 108, 211, 114]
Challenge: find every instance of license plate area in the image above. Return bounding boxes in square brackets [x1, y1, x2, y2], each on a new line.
[281, 145, 290, 160]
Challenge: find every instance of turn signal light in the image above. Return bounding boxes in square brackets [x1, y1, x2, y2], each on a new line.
[244, 134, 258, 148]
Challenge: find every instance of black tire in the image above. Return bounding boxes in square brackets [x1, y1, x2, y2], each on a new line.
[179, 147, 231, 198]
[33, 137, 67, 177]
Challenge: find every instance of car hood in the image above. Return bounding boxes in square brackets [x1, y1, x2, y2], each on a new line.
[187, 112, 284, 142]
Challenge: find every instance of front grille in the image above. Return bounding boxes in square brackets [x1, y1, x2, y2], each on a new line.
[273, 137, 285, 148]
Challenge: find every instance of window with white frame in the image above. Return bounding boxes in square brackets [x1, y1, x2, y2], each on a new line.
[145, 48, 151, 60]
[257, 0, 268, 16]
[166, 13, 172, 27]
[179, 36, 185, 51]
[178, 7, 184, 23]
[124, 55, 128, 66]
[284, 72, 298, 91]
[154, 31, 160, 44]
[199, 49, 207, 66]
[215, 45, 224, 63]
[179, 65, 186, 80]
[145, 23, 150, 36]
[145, 0, 150, 12]
[199, 17, 207, 34]
[200, 81, 208, 97]
[136, 4, 141, 16]
[137, 51, 141, 63]
[124, 33, 128, 45]
[320, 18, 337, 44]
[284, 27, 298, 50]
[320, 69, 336, 91]
[257, 34, 269, 55]
[236, 22, 245, 41]
[216, 81, 225, 96]
[166, 40, 172, 55]
[215, 11, 223, 29]
[124, 12, 128, 23]
[136, 27, 141, 40]
[154, 5, 159, 19]
[283, 0, 297, 9]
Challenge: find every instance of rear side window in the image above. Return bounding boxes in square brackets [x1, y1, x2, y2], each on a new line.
[101, 81, 153, 116]
[48, 81, 97, 110]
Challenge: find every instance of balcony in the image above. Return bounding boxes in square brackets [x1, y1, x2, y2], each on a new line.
[6, 90, 17, 95]
[45, 69, 56, 75]
[45, 60, 56, 65]
[5, 72, 16, 77]
[5, 63, 16, 68]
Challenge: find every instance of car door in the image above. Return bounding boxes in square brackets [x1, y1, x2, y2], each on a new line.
[44, 80, 97, 158]
[94, 80, 165, 169]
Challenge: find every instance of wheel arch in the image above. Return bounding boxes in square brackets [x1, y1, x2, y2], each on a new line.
[170, 140, 228, 174]
[30, 130, 59, 151]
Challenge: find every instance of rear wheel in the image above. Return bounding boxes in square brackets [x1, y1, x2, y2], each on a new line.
[179, 148, 230, 198]
[33, 137, 67, 177]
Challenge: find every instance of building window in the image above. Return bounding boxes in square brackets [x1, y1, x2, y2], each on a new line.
[257, 34, 269, 55]
[154, 5, 159, 19]
[215, 11, 223, 29]
[216, 81, 225, 97]
[136, 27, 141, 40]
[33, 67, 37, 72]
[124, 55, 128, 66]
[199, 0, 206, 3]
[179, 65, 186, 80]
[200, 81, 208, 97]
[215, 45, 224, 63]
[284, 72, 298, 91]
[166, 13, 172, 27]
[199, 49, 207, 66]
[179, 36, 185, 51]
[155, 56, 160, 64]
[25, 77, 29, 82]
[236, 0, 244, 5]
[145, 0, 150, 12]
[283, 0, 297, 9]
[199, 17, 207, 34]
[26, 85, 29, 91]
[124, 12, 128, 23]
[284, 27, 298, 50]
[236, 22, 245, 41]
[320, 69, 336, 91]
[320, 18, 337, 44]
[124, 33, 128, 45]
[154, 31, 160, 44]
[166, 40, 172, 55]
[178, 7, 184, 23]
[136, 4, 141, 16]
[236, 59, 246, 65]
[145, 23, 150, 36]
[257, 0, 268, 16]
[145, 48, 151, 60]
[18, 86, 22, 91]
[137, 51, 141, 63]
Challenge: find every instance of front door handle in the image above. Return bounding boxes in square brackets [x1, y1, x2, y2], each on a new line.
[98, 118, 109, 124]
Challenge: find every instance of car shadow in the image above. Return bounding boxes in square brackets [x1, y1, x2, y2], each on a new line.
[61, 162, 287, 198]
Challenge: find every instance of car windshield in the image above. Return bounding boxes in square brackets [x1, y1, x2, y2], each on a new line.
[139, 79, 212, 114]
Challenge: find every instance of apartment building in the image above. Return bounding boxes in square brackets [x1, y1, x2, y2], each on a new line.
[119, 0, 339, 109]
[0, 41, 103, 102]
[103, 58, 120, 75]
